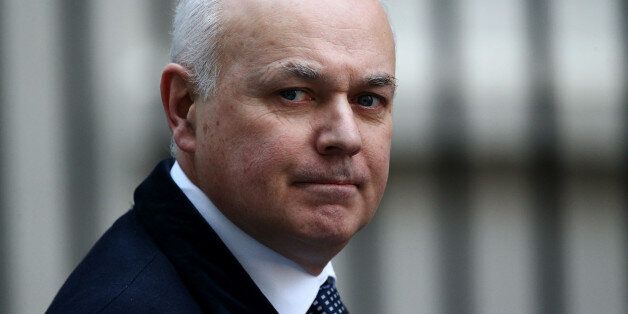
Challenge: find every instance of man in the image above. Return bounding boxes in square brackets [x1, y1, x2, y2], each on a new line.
[48, 0, 396, 312]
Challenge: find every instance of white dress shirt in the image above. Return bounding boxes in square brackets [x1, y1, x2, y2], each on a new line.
[170, 161, 336, 314]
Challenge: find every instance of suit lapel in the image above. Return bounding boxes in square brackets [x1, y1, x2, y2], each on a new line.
[134, 159, 277, 313]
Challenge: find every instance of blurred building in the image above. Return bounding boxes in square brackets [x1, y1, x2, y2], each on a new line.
[0, 0, 626, 313]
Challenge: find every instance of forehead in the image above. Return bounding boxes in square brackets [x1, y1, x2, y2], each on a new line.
[219, 0, 395, 82]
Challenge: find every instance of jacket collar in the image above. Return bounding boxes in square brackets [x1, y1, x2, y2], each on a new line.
[134, 159, 277, 313]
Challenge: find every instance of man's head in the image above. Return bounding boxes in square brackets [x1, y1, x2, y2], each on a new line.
[161, 0, 396, 274]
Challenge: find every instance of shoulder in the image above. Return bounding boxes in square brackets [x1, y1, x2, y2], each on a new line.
[47, 210, 202, 314]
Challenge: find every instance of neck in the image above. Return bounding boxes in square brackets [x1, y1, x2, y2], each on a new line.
[258, 236, 343, 276]
[175, 154, 340, 276]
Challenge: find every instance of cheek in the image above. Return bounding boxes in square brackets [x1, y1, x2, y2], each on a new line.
[227, 126, 308, 188]
[364, 148, 390, 197]
[362, 127, 392, 197]
[363, 121, 391, 160]
[238, 140, 285, 181]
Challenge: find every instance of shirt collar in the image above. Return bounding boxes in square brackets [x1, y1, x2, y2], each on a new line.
[170, 161, 335, 314]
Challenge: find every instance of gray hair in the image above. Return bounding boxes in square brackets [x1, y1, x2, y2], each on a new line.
[169, 0, 224, 157]
[170, 0, 224, 100]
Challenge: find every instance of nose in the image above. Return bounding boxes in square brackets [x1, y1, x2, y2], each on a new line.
[315, 99, 362, 157]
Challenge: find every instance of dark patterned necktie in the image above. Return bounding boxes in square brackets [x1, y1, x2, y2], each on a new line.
[306, 277, 348, 314]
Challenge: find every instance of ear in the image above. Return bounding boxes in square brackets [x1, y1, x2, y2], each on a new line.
[160, 63, 197, 153]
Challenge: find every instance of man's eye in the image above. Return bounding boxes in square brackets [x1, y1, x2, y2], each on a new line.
[356, 94, 382, 108]
[279, 89, 311, 102]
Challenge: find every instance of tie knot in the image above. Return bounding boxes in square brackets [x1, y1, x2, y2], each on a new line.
[307, 277, 348, 314]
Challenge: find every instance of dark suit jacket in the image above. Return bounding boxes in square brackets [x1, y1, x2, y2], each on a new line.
[48, 159, 278, 313]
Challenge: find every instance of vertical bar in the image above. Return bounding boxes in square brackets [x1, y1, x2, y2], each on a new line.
[147, 0, 179, 159]
[343, 219, 384, 313]
[150, 0, 176, 45]
[621, 0, 628, 311]
[430, 1, 473, 314]
[525, 1, 565, 314]
[59, 0, 98, 263]
[0, 0, 7, 311]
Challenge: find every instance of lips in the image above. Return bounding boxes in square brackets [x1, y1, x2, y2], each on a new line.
[292, 181, 358, 203]
[294, 179, 358, 186]
[291, 169, 365, 203]
[292, 174, 364, 188]
[291, 165, 365, 186]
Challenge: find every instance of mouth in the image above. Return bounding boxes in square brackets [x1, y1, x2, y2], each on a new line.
[292, 175, 363, 190]
[292, 179, 361, 203]
[291, 170, 365, 187]
[290, 166, 366, 202]
[294, 180, 358, 186]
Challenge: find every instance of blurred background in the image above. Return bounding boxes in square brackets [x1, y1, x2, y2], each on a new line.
[0, 0, 625, 313]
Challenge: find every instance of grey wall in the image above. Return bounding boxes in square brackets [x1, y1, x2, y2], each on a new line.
[1, 0, 626, 313]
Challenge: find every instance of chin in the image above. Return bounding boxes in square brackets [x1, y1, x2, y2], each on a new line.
[299, 205, 367, 248]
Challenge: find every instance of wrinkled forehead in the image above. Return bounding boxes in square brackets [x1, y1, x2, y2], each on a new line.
[223, 0, 388, 23]
[223, 0, 385, 14]
[221, 0, 392, 46]
[218, 0, 395, 70]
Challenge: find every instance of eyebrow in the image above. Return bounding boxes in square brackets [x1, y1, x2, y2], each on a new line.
[280, 61, 322, 80]
[279, 63, 398, 89]
[247, 60, 322, 89]
[364, 73, 397, 88]
[251, 60, 397, 93]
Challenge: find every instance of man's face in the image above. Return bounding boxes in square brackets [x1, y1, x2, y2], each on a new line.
[190, 0, 395, 266]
